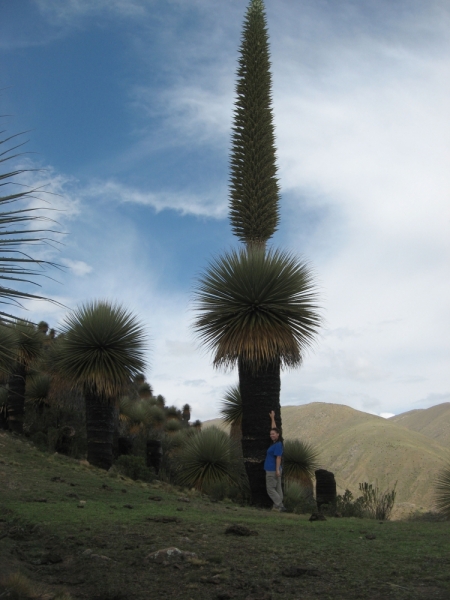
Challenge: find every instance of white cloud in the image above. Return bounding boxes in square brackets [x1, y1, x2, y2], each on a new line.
[83, 179, 227, 219]
[380, 413, 395, 419]
[61, 259, 93, 277]
[34, 0, 149, 23]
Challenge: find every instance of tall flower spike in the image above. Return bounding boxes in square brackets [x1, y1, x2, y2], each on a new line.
[229, 0, 280, 246]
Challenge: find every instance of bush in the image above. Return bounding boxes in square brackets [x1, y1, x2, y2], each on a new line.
[176, 426, 242, 492]
[114, 455, 155, 482]
[359, 482, 397, 520]
[335, 483, 397, 520]
[336, 489, 366, 517]
[284, 481, 316, 514]
[202, 479, 231, 501]
[283, 439, 319, 481]
[435, 465, 450, 519]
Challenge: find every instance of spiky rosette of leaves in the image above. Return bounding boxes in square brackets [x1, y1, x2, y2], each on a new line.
[138, 382, 153, 399]
[229, 0, 280, 246]
[193, 247, 321, 371]
[283, 439, 320, 481]
[176, 426, 238, 490]
[0, 130, 61, 321]
[25, 373, 51, 407]
[220, 384, 242, 427]
[0, 322, 17, 373]
[11, 321, 43, 365]
[435, 465, 450, 518]
[54, 301, 147, 399]
[164, 418, 182, 434]
[165, 405, 181, 420]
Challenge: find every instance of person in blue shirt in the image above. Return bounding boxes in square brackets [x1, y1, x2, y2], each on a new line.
[264, 410, 286, 512]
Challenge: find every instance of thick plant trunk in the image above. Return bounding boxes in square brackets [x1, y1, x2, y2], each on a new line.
[85, 389, 116, 470]
[239, 357, 282, 507]
[7, 362, 27, 434]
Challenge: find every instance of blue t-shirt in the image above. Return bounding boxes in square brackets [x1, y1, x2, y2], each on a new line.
[264, 441, 283, 471]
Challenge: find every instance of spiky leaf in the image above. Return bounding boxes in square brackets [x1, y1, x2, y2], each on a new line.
[220, 384, 242, 426]
[283, 439, 320, 481]
[435, 465, 450, 518]
[54, 301, 147, 399]
[194, 247, 321, 370]
[177, 426, 237, 489]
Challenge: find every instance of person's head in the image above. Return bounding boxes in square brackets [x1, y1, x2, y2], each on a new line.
[269, 428, 280, 443]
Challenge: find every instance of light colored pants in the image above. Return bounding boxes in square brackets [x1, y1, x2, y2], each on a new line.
[266, 471, 284, 509]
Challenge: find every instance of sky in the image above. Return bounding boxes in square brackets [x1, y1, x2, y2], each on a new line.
[1, 0, 449, 422]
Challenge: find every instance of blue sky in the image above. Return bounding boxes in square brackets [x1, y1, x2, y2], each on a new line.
[1, 0, 449, 422]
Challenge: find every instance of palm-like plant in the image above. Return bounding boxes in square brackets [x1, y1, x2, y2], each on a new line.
[220, 384, 242, 441]
[0, 130, 60, 321]
[176, 426, 239, 491]
[283, 439, 320, 500]
[229, 0, 280, 247]
[194, 246, 321, 504]
[435, 465, 450, 518]
[25, 372, 51, 413]
[7, 321, 43, 433]
[54, 301, 147, 470]
[182, 403, 191, 424]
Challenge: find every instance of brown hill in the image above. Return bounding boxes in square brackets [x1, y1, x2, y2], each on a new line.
[390, 402, 450, 447]
[205, 402, 450, 516]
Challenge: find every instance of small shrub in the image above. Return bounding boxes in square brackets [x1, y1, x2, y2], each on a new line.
[283, 439, 320, 481]
[284, 481, 316, 514]
[203, 479, 230, 501]
[407, 510, 448, 522]
[335, 489, 366, 518]
[359, 482, 397, 520]
[176, 426, 240, 491]
[335, 483, 397, 520]
[435, 465, 450, 519]
[0, 572, 36, 599]
[115, 455, 155, 482]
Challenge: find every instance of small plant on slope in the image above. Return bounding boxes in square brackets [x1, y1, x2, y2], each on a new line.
[435, 464, 450, 519]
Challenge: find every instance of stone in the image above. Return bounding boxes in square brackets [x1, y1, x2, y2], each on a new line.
[145, 547, 197, 563]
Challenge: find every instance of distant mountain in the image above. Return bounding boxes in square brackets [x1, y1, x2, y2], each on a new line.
[204, 402, 450, 516]
[390, 402, 450, 447]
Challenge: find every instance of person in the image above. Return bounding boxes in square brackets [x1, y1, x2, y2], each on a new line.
[264, 410, 286, 512]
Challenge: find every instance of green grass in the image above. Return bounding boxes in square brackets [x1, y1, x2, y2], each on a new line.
[1, 431, 450, 600]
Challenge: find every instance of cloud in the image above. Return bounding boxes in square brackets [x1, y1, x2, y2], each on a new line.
[61, 259, 93, 277]
[34, 0, 149, 24]
[82, 179, 227, 219]
[380, 413, 395, 419]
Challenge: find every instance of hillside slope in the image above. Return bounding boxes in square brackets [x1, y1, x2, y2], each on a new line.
[390, 402, 450, 447]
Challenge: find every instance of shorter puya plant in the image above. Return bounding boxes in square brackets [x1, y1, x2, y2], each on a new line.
[336, 482, 397, 520]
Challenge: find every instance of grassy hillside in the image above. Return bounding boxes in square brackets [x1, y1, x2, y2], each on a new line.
[1, 431, 450, 600]
[391, 402, 450, 447]
[206, 402, 450, 515]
